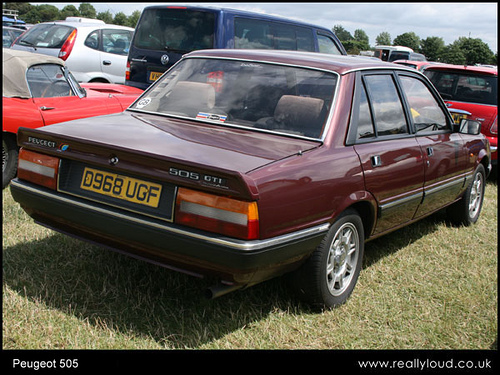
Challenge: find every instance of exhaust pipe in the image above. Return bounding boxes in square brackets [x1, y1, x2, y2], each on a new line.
[205, 282, 243, 299]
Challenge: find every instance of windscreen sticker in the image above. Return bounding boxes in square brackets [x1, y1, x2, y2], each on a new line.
[135, 98, 151, 108]
[196, 112, 227, 123]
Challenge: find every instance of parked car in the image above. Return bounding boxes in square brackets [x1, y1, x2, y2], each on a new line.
[10, 50, 490, 308]
[424, 64, 497, 167]
[3, 26, 24, 47]
[126, 5, 347, 89]
[392, 60, 439, 71]
[11, 17, 134, 84]
[2, 49, 143, 188]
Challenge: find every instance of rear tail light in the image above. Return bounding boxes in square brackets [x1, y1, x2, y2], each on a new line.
[58, 29, 77, 60]
[175, 188, 259, 240]
[125, 60, 130, 81]
[490, 116, 497, 135]
[17, 149, 60, 190]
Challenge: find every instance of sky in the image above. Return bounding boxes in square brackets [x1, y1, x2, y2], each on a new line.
[33, 2, 498, 52]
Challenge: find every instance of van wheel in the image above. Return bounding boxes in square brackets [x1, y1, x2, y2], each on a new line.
[447, 164, 485, 226]
[3, 135, 18, 189]
[290, 209, 364, 309]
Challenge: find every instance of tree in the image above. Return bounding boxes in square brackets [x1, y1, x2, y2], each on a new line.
[33, 4, 60, 23]
[113, 12, 128, 26]
[376, 32, 391, 46]
[420, 36, 445, 61]
[60, 5, 80, 19]
[97, 10, 114, 24]
[332, 25, 353, 42]
[127, 10, 142, 28]
[393, 32, 420, 51]
[78, 3, 96, 19]
[354, 29, 370, 51]
[440, 43, 466, 65]
[455, 37, 495, 65]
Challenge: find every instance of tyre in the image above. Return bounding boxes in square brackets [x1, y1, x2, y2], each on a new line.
[3, 135, 18, 189]
[447, 164, 486, 226]
[290, 209, 364, 309]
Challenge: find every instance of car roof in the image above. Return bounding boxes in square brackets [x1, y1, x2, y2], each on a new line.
[3, 49, 65, 99]
[35, 19, 134, 31]
[424, 63, 498, 76]
[185, 49, 411, 75]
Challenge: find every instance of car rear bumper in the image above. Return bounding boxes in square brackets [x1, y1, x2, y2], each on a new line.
[10, 179, 329, 287]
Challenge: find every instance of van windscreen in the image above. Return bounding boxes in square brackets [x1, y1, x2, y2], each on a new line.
[133, 8, 215, 52]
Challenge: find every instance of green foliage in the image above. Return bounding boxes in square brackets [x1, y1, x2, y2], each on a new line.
[376, 31, 391, 46]
[420, 36, 445, 62]
[393, 31, 421, 51]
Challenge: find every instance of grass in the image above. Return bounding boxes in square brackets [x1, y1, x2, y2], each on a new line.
[2, 178, 497, 350]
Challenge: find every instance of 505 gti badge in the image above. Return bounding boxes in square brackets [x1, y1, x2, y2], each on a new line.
[169, 167, 227, 188]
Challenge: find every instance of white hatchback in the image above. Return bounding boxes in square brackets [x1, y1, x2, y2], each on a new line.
[11, 17, 134, 84]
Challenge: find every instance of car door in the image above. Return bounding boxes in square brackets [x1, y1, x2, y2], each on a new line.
[27, 63, 111, 126]
[397, 73, 467, 218]
[99, 28, 133, 84]
[348, 72, 425, 236]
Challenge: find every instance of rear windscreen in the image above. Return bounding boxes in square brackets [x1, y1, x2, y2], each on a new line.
[15, 24, 73, 49]
[132, 8, 215, 52]
[425, 70, 497, 105]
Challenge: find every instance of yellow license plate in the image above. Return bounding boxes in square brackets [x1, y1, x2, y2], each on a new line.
[149, 71, 163, 81]
[80, 167, 162, 208]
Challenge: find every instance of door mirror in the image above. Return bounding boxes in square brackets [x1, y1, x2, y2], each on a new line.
[459, 119, 482, 135]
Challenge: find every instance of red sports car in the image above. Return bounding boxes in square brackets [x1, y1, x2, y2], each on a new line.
[3, 49, 143, 188]
[424, 64, 497, 169]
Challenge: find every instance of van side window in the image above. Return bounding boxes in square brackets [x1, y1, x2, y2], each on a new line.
[317, 33, 342, 55]
[235, 18, 273, 49]
[234, 18, 315, 52]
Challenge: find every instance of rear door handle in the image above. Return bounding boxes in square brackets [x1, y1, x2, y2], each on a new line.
[427, 147, 434, 157]
[40, 106, 55, 111]
[103, 60, 111, 65]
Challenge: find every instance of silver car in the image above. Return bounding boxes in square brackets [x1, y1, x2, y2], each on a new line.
[11, 17, 134, 84]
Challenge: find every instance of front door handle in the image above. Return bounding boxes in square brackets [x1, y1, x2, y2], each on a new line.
[40, 106, 55, 111]
[103, 60, 111, 65]
[427, 147, 434, 157]
[371, 155, 382, 167]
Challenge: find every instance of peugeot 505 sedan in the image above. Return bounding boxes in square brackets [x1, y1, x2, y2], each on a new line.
[10, 49, 491, 308]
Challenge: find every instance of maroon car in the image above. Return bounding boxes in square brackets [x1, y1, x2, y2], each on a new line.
[10, 50, 491, 308]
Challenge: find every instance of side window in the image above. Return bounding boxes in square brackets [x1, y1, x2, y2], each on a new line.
[84, 30, 99, 50]
[102, 29, 132, 55]
[364, 74, 408, 136]
[399, 75, 448, 133]
[27, 64, 74, 98]
[296, 28, 314, 51]
[234, 18, 272, 49]
[317, 34, 342, 55]
[274, 24, 295, 50]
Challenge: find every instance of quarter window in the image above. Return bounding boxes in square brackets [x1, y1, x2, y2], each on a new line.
[317, 34, 342, 55]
